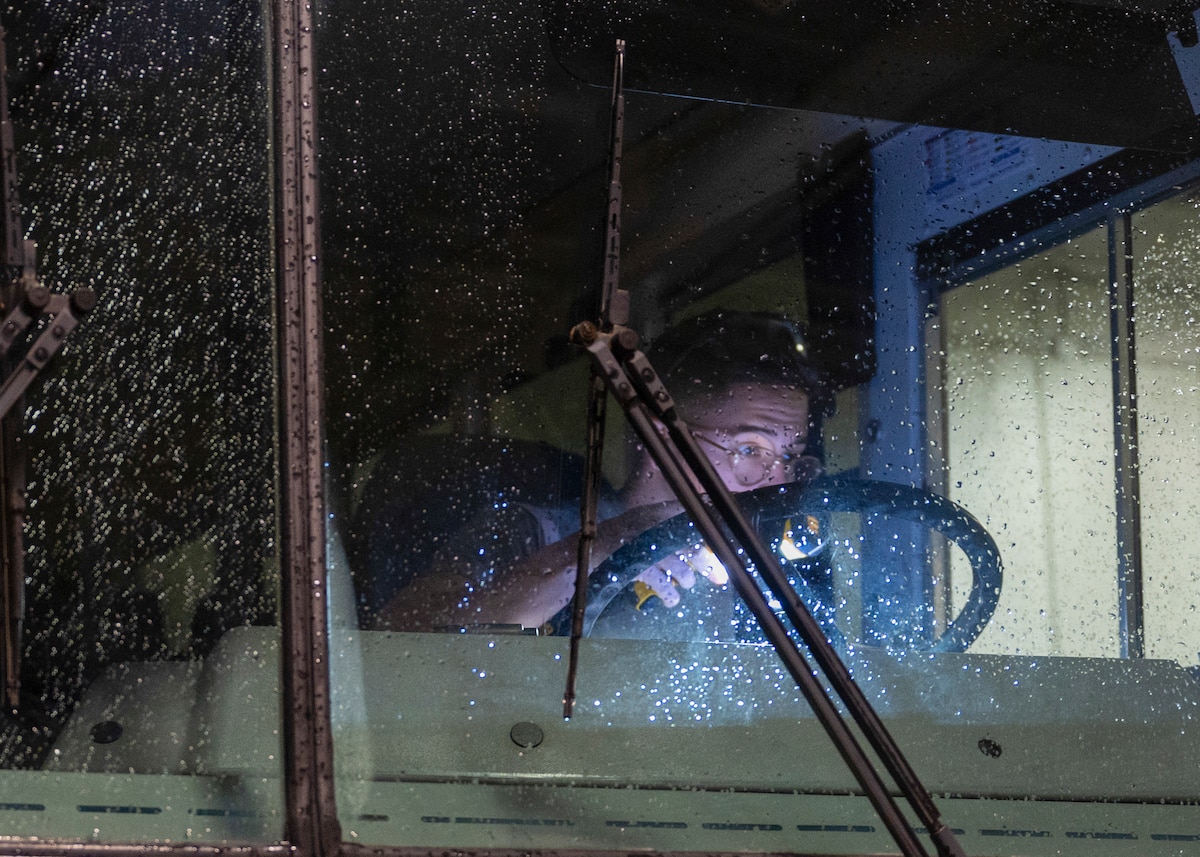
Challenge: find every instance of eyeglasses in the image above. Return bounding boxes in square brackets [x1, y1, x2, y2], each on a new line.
[691, 427, 800, 487]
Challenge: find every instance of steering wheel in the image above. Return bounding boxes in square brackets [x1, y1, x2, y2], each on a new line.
[582, 476, 1003, 653]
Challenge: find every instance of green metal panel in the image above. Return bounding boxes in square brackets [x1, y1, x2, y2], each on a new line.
[43, 626, 1200, 851]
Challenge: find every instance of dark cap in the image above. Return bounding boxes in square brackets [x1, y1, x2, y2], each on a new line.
[647, 310, 826, 401]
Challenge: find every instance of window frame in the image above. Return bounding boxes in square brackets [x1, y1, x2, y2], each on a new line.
[270, 0, 339, 852]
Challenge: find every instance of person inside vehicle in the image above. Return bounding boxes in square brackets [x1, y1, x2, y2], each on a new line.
[369, 310, 830, 636]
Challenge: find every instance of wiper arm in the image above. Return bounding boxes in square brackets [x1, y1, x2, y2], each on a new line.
[0, 26, 96, 711]
[563, 38, 627, 720]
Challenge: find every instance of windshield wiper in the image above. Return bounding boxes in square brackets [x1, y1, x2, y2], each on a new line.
[563, 40, 967, 857]
[0, 25, 96, 712]
[563, 38, 629, 721]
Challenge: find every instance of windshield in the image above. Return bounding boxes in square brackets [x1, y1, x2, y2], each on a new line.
[313, 0, 1200, 853]
[5, 0, 1200, 854]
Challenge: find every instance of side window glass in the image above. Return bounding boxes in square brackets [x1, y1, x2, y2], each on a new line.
[937, 187, 1200, 666]
[0, 5, 280, 842]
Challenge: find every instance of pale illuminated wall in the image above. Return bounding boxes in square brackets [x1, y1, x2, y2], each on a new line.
[940, 228, 1121, 657]
[1131, 195, 1200, 666]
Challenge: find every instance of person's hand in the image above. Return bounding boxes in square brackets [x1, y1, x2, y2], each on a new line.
[630, 544, 730, 608]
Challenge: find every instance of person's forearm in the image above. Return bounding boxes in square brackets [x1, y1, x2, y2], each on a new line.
[374, 500, 681, 631]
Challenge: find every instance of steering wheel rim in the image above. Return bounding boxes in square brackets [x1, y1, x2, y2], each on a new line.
[583, 476, 1003, 653]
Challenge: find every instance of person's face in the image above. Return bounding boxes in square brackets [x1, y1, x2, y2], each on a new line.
[687, 382, 810, 494]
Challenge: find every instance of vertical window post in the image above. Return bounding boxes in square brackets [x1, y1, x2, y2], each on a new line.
[1108, 209, 1145, 659]
[271, 0, 337, 851]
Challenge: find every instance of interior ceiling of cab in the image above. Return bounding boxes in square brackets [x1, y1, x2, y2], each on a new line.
[543, 0, 1200, 152]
